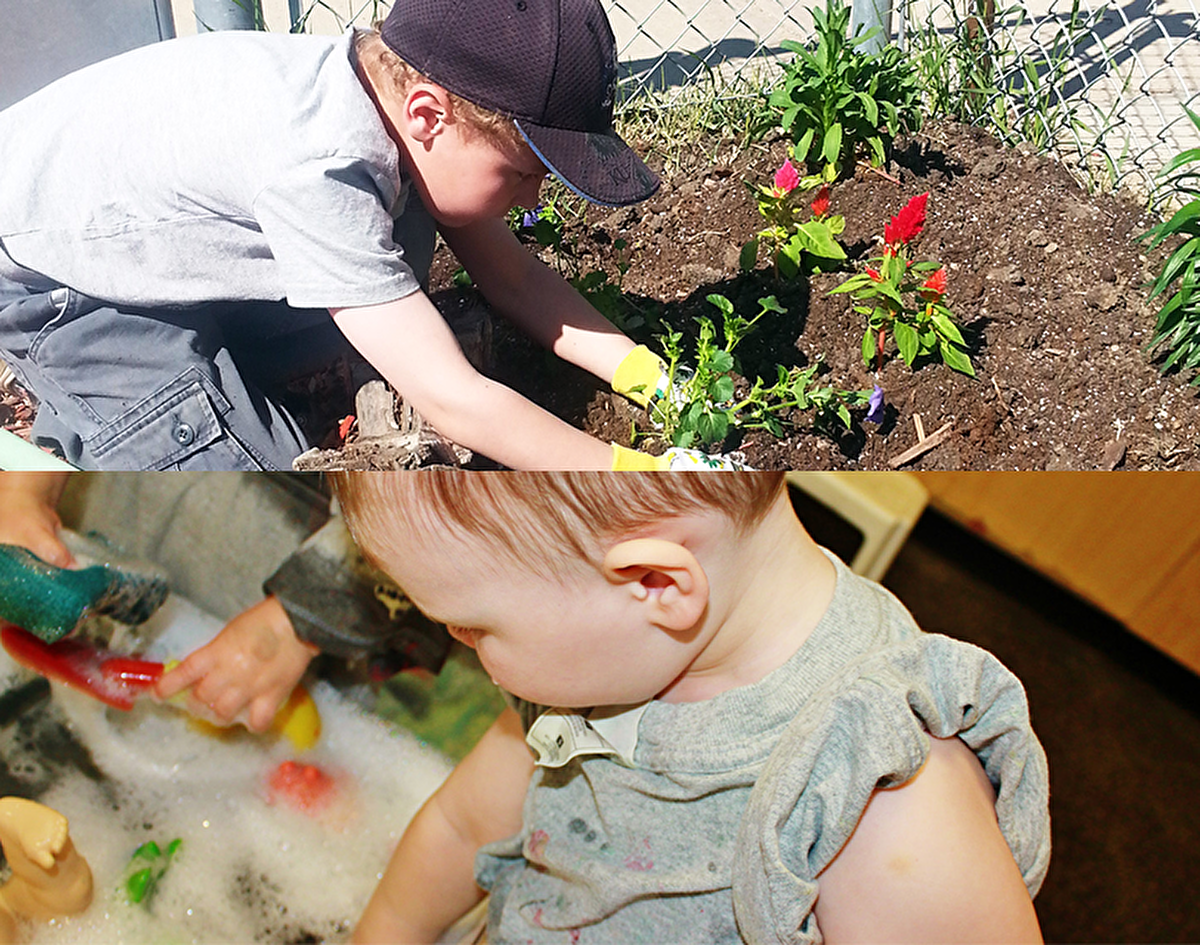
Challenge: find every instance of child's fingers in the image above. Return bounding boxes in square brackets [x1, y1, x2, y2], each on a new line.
[0, 524, 74, 569]
[246, 694, 281, 734]
[31, 533, 75, 569]
[153, 652, 211, 699]
[208, 687, 251, 726]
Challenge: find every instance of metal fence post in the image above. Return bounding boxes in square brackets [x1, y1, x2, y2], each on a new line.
[850, 0, 892, 54]
[192, 0, 260, 32]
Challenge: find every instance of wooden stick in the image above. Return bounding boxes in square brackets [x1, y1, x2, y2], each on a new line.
[991, 377, 1007, 414]
[913, 413, 926, 441]
[888, 422, 954, 468]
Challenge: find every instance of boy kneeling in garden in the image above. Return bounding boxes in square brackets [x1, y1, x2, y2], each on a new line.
[336, 471, 1050, 943]
[0, 0, 706, 470]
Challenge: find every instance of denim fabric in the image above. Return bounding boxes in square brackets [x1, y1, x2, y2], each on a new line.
[0, 275, 346, 470]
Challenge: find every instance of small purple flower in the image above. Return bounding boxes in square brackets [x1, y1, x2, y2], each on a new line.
[865, 384, 885, 423]
[521, 207, 541, 229]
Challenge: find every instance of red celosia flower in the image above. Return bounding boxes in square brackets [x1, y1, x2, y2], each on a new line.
[883, 192, 929, 246]
[810, 185, 830, 219]
[774, 159, 800, 195]
[920, 267, 948, 298]
[867, 267, 883, 282]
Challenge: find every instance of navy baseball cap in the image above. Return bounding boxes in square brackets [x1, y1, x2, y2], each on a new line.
[380, 0, 660, 207]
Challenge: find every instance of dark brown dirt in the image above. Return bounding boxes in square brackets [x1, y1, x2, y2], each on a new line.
[3, 120, 1194, 470]
[471, 119, 1197, 471]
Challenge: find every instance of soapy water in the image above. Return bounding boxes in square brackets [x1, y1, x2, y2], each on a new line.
[0, 591, 452, 944]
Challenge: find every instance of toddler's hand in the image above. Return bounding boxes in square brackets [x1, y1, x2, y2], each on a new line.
[0, 473, 74, 568]
[154, 595, 319, 732]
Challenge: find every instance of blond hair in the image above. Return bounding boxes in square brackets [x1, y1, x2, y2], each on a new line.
[354, 29, 527, 153]
[334, 471, 785, 576]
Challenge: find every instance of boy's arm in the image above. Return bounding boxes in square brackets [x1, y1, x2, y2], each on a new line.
[441, 217, 636, 383]
[0, 473, 74, 567]
[813, 734, 1043, 944]
[353, 706, 535, 944]
[331, 296, 614, 470]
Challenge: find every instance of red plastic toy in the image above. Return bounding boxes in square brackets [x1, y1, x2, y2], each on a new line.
[1, 623, 163, 710]
[267, 760, 338, 815]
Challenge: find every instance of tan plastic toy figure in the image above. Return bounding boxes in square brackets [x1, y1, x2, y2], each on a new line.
[0, 797, 93, 943]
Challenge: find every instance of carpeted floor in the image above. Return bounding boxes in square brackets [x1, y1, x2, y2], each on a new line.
[878, 508, 1200, 945]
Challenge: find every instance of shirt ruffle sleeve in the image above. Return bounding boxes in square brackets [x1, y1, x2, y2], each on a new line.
[731, 633, 1051, 945]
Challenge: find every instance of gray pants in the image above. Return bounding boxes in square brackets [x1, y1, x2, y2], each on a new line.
[0, 277, 352, 469]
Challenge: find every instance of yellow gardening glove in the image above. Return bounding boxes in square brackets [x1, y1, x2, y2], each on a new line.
[611, 345, 669, 409]
[611, 444, 667, 470]
[611, 444, 751, 471]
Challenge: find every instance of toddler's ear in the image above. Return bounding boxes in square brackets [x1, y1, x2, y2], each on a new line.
[602, 539, 709, 633]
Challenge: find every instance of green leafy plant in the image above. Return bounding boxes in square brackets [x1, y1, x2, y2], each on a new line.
[768, 0, 923, 177]
[649, 294, 871, 448]
[741, 158, 847, 278]
[831, 192, 974, 375]
[1140, 106, 1200, 384]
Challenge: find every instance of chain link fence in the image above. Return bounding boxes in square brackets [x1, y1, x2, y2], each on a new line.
[237, 0, 1198, 202]
[602, 0, 1200, 204]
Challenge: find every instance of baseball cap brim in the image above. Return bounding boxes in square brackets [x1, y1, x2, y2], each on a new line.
[516, 120, 660, 208]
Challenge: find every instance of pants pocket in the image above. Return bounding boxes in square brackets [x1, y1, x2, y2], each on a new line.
[84, 367, 265, 471]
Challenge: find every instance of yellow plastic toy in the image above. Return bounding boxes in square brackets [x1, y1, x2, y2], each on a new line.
[165, 659, 322, 752]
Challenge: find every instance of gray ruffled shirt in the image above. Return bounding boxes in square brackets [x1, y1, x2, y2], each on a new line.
[477, 552, 1050, 943]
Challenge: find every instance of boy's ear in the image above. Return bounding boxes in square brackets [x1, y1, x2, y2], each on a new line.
[602, 539, 709, 633]
[403, 85, 453, 141]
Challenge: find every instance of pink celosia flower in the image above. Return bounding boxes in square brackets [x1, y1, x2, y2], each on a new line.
[774, 159, 800, 194]
[810, 185, 830, 219]
[883, 192, 929, 246]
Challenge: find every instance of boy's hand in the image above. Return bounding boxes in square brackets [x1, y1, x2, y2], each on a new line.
[611, 344, 670, 409]
[0, 473, 74, 568]
[154, 596, 319, 732]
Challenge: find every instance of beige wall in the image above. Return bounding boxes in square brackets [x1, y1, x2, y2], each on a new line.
[915, 472, 1200, 676]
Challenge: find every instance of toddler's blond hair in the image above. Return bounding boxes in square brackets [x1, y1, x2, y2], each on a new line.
[334, 472, 785, 577]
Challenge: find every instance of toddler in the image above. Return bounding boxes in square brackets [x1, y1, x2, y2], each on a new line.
[334, 471, 1050, 943]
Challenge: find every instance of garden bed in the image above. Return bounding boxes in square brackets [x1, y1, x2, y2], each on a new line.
[477, 119, 1195, 471]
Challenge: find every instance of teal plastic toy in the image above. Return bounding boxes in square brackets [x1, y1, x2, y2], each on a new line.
[0, 544, 169, 643]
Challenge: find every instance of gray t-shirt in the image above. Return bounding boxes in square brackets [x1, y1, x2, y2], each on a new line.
[0, 29, 431, 310]
[478, 553, 1051, 943]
